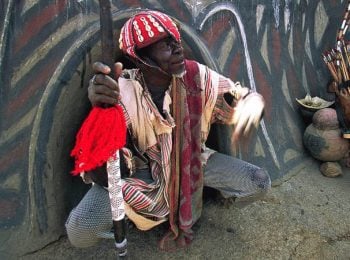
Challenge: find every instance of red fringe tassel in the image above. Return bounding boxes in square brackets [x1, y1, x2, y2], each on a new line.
[70, 105, 126, 175]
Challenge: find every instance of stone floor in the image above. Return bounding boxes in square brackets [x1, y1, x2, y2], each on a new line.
[20, 158, 350, 260]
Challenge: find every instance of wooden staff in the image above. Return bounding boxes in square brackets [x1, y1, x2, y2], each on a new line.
[99, 0, 115, 77]
[98, 0, 127, 257]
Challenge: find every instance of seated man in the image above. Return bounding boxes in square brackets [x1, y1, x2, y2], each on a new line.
[66, 9, 271, 254]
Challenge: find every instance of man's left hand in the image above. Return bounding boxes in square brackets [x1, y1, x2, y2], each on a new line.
[232, 92, 265, 142]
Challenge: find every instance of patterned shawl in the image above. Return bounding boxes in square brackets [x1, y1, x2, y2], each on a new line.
[159, 60, 203, 250]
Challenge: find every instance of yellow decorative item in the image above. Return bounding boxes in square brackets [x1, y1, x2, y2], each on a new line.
[296, 94, 334, 110]
[124, 203, 167, 231]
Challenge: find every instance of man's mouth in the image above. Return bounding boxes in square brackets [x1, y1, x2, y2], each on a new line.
[172, 58, 185, 66]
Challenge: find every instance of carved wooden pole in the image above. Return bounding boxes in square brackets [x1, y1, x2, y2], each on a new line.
[98, 0, 127, 257]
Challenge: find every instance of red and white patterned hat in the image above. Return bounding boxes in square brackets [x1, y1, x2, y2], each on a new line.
[119, 10, 181, 63]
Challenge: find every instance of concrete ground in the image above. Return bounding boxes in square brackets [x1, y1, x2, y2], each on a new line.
[20, 158, 350, 260]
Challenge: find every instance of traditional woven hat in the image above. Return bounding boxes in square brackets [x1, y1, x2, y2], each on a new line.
[118, 10, 180, 65]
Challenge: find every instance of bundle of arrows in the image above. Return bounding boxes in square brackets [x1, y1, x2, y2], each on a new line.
[322, 0, 350, 91]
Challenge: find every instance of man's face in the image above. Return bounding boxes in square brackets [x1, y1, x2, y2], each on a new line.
[142, 36, 185, 76]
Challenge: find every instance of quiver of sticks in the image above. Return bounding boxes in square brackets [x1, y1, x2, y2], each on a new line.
[329, 81, 350, 137]
[323, 1, 350, 137]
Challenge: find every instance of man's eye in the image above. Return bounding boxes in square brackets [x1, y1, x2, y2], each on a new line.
[159, 42, 170, 50]
[166, 39, 174, 46]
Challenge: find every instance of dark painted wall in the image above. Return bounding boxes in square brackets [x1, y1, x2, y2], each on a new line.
[0, 0, 346, 257]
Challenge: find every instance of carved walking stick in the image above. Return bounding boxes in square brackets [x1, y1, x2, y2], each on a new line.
[71, 0, 128, 257]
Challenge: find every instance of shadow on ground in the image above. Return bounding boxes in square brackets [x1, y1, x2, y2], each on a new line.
[20, 158, 350, 259]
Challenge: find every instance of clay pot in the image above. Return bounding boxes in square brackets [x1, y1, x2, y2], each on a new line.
[296, 94, 334, 125]
[303, 108, 349, 162]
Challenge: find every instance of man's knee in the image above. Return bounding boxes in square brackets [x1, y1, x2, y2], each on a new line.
[233, 168, 271, 205]
[65, 209, 100, 248]
[252, 168, 271, 193]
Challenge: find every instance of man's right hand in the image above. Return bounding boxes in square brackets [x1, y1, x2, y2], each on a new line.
[88, 62, 123, 106]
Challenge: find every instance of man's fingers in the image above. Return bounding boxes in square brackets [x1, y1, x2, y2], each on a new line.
[93, 74, 118, 91]
[233, 110, 262, 140]
[92, 61, 111, 74]
[232, 103, 244, 141]
[114, 62, 123, 79]
[89, 61, 123, 107]
[88, 93, 118, 107]
[88, 82, 119, 107]
[232, 113, 249, 141]
[95, 94, 118, 105]
[232, 101, 244, 125]
[243, 116, 255, 136]
[243, 110, 263, 136]
[93, 84, 119, 99]
[92, 61, 123, 79]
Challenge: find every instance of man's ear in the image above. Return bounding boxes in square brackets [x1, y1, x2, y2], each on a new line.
[141, 56, 158, 67]
[135, 48, 158, 67]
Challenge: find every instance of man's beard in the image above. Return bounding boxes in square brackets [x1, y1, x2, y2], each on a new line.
[173, 69, 186, 78]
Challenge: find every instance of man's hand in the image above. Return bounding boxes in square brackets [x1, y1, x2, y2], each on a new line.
[232, 92, 265, 143]
[88, 62, 123, 106]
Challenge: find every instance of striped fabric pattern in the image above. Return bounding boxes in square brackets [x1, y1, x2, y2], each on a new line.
[117, 62, 243, 221]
